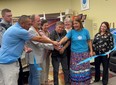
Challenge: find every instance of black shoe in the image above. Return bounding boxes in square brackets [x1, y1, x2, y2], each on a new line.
[103, 83, 107, 85]
[102, 81, 108, 85]
[94, 80, 100, 82]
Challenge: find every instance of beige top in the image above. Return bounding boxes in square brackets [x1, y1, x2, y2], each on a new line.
[26, 26, 53, 64]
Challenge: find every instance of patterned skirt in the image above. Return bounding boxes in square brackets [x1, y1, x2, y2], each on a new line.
[70, 52, 91, 85]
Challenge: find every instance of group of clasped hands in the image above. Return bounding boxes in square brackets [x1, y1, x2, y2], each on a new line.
[52, 41, 65, 54]
[25, 40, 64, 54]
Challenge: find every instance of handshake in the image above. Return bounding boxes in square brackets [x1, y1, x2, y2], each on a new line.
[52, 41, 65, 54]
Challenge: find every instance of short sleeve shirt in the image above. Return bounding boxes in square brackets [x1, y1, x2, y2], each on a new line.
[66, 28, 90, 53]
[0, 22, 33, 63]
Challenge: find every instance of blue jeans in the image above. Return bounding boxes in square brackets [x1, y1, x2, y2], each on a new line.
[28, 64, 41, 85]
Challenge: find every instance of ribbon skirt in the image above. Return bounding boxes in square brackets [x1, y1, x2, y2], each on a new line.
[70, 52, 91, 82]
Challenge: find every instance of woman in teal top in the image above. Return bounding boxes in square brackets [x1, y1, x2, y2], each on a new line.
[59, 19, 93, 85]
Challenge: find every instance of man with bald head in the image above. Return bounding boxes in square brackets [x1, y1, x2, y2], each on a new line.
[0, 15, 58, 85]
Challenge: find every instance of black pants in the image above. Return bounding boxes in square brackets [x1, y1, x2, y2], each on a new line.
[94, 55, 109, 85]
[51, 55, 69, 85]
[18, 58, 24, 85]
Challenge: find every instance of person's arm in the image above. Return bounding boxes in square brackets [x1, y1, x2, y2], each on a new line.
[59, 36, 69, 45]
[88, 39, 93, 56]
[63, 41, 70, 50]
[39, 30, 51, 40]
[27, 28, 57, 46]
[0, 25, 6, 46]
[109, 34, 114, 50]
[59, 41, 70, 54]
[107, 33, 114, 58]
[92, 33, 99, 55]
[58, 30, 70, 53]
[36, 42, 54, 50]
[85, 29, 93, 56]
[59, 29, 72, 45]
[31, 36, 58, 46]
[24, 45, 32, 53]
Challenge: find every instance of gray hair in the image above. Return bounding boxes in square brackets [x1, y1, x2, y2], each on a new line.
[30, 14, 40, 22]
[56, 21, 64, 26]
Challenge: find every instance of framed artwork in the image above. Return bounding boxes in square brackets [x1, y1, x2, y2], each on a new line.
[81, 0, 90, 11]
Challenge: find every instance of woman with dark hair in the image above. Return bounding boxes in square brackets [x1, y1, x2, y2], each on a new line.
[93, 21, 114, 85]
[59, 19, 93, 85]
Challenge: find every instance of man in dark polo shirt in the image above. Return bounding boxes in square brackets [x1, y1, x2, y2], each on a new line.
[50, 21, 70, 85]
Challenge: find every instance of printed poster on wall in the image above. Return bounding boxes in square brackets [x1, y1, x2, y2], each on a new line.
[81, 0, 89, 11]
